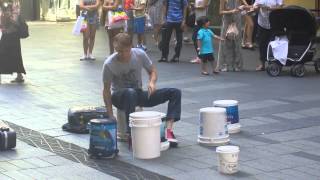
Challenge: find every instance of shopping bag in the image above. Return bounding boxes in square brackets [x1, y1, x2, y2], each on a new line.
[72, 15, 85, 35]
[145, 13, 153, 31]
[106, 10, 128, 29]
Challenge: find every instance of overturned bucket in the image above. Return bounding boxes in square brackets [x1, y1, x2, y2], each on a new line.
[213, 100, 241, 134]
[129, 111, 162, 159]
[198, 107, 229, 146]
[216, 145, 240, 174]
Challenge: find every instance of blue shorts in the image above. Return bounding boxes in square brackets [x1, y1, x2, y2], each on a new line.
[133, 17, 145, 34]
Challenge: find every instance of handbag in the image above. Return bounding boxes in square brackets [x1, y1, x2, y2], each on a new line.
[225, 22, 239, 40]
[106, 9, 128, 29]
[18, 16, 29, 39]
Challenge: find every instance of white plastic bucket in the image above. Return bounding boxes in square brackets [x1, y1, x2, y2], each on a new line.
[198, 107, 229, 146]
[129, 111, 161, 159]
[216, 146, 240, 174]
[213, 100, 241, 133]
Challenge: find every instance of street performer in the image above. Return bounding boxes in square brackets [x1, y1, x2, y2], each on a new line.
[102, 33, 181, 147]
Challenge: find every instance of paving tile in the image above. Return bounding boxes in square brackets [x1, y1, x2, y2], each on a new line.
[272, 112, 305, 120]
[169, 168, 233, 180]
[242, 158, 292, 172]
[19, 169, 50, 179]
[8, 160, 37, 169]
[294, 166, 320, 177]
[0, 162, 20, 171]
[280, 169, 319, 180]
[283, 140, 320, 151]
[255, 143, 301, 155]
[2, 170, 34, 180]
[240, 100, 289, 111]
[23, 157, 54, 168]
[0, 173, 13, 180]
[38, 155, 75, 166]
[184, 82, 248, 93]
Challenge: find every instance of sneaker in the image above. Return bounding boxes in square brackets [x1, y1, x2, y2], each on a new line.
[170, 55, 179, 63]
[11, 77, 24, 83]
[80, 55, 87, 61]
[220, 67, 228, 72]
[166, 129, 178, 147]
[141, 44, 147, 51]
[88, 54, 96, 60]
[158, 57, 168, 63]
[190, 57, 201, 64]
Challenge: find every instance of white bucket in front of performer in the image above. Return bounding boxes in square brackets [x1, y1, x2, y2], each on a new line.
[198, 107, 229, 146]
[213, 100, 241, 134]
[129, 111, 161, 159]
[216, 145, 240, 174]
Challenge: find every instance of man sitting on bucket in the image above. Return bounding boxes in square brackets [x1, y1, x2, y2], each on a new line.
[102, 33, 181, 148]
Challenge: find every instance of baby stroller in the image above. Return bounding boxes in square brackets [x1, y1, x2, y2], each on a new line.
[266, 6, 320, 77]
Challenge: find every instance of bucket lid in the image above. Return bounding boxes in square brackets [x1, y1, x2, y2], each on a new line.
[90, 118, 115, 125]
[216, 145, 240, 153]
[200, 107, 226, 113]
[213, 100, 238, 107]
[129, 111, 162, 119]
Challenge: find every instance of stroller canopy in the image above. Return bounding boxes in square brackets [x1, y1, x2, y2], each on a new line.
[269, 6, 318, 39]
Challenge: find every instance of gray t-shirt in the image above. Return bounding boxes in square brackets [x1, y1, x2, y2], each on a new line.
[102, 48, 153, 92]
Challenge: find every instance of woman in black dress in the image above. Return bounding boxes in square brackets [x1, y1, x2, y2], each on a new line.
[0, 0, 25, 83]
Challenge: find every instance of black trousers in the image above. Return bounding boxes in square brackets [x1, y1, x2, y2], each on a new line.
[258, 25, 272, 65]
[161, 22, 183, 59]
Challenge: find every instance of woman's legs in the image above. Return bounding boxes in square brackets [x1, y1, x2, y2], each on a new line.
[243, 15, 254, 47]
[107, 28, 121, 55]
[82, 29, 89, 59]
[153, 24, 161, 45]
[88, 25, 97, 59]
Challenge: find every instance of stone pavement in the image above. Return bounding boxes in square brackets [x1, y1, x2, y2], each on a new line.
[1, 21, 320, 179]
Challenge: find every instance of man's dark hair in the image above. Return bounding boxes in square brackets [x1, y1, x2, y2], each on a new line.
[196, 16, 209, 27]
[113, 33, 132, 49]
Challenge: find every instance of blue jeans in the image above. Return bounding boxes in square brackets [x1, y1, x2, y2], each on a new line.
[111, 88, 181, 133]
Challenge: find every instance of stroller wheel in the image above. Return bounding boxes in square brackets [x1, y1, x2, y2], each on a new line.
[291, 64, 305, 77]
[315, 60, 320, 73]
[266, 62, 282, 77]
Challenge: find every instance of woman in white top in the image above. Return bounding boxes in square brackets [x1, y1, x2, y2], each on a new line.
[253, 0, 283, 71]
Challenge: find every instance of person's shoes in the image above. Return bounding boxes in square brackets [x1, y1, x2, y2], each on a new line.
[190, 57, 201, 64]
[141, 44, 147, 51]
[255, 65, 265, 71]
[166, 129, 178, 148]
[201, 71, 209, 75]
[220, 67, 228, 72]
[11, 77, 24, 83]
[80, 55, 87, 61]
[88, 54, 96, 60]
[170, 56, 179, 63]
[213, 70, 220, 74]
[158, 57, 168, 62]
[234, 67, 242, 72]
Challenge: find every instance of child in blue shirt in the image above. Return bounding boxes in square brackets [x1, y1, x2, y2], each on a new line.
[197, 16, 224, 75]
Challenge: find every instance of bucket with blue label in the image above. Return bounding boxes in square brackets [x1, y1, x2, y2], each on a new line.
[213, 100, 241, 134]
[88, 118, 118, 158]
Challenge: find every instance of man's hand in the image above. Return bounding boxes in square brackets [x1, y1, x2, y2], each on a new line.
[148, 81, 156, 98]
[181, 21, 186, 31]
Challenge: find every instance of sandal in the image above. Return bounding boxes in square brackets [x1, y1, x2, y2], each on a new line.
[255, 65, 265, 71]
[201, 71, 209, 75]
[213, 70, 220, 74]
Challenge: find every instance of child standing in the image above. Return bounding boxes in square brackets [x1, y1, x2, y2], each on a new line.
[131, 0, 147, 51]
[197, 16, 224, 75]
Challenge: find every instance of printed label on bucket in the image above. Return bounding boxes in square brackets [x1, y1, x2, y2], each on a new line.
[90, 123, 117, 153]
[226, 106, 239, 124]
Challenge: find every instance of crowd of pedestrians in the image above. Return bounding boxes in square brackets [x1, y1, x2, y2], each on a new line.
[75, 0, 284, 74]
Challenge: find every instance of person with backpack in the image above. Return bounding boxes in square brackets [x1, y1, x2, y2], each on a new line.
[158, 0, 188, 63]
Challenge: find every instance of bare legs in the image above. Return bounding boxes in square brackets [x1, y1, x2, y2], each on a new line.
[242, 15, 254, 48]
[82, 24, 97, 59]
[107, 28, 122, 55]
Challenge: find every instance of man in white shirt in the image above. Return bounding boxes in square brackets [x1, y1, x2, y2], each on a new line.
[253, 0, 283, 71]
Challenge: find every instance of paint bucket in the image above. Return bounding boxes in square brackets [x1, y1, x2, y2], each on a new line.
[198, 107, 229, 146]
[129, 111, 162, 159]
[213, 100, 241, 133]
[88, 118, 118, 158]
[216, 146, 240, 174]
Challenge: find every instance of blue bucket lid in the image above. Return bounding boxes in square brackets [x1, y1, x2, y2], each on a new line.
[90, 118, 116, 125]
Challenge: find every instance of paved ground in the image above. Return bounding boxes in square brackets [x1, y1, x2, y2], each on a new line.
[1, 21, 320, 179]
